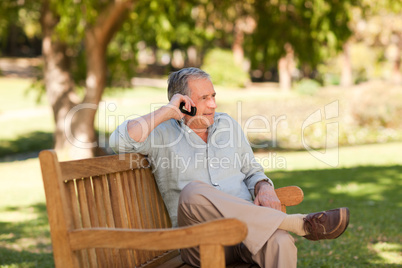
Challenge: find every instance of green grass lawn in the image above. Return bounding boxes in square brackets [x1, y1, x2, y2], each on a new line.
[0, 77, 401, 267]
[275, 165, 402, 267]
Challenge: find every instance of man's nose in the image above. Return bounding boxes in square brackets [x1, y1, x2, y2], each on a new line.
[208, 98, 217, 109]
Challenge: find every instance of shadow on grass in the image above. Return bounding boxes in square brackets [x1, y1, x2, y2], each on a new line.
[0, 131, 54, 161]
[0, 203, 54, 267]
[270, 165, 402, 267]
[0, 130, 113, 162]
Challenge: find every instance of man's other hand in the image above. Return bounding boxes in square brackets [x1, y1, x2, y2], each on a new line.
[254, 181, 281, 211]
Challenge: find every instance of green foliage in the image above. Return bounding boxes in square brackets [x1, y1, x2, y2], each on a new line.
[201, 48, 249, 88]
[318, 42, 385, 86]
[130, 0, 210, 50]
[0, 1, 41, 52]
[50, 0, 109, 45]
[245, 0, 360, 74]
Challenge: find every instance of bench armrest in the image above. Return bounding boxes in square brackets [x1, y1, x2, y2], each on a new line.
[275, 186, 304, 213]
[69, 218, 247, 251]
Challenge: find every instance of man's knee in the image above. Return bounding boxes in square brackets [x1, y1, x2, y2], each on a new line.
[253, 230, 297, 267]
[179, 180, 212, 205]
[178, 181, 223, 227]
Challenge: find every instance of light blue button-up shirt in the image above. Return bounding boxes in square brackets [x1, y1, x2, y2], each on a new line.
[109, 112, 273, 226]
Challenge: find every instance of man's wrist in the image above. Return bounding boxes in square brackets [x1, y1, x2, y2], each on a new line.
[254, 179, 273, 196]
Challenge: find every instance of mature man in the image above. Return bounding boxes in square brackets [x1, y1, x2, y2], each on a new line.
[109, 67, 349, 267]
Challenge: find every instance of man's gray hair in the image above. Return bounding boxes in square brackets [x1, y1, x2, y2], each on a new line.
[167, 67, 210, 100]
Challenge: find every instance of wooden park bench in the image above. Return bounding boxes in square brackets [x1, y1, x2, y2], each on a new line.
[39, 150, 304, 268]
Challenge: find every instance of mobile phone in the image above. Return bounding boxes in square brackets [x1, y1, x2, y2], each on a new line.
[179, 102, 197, 116]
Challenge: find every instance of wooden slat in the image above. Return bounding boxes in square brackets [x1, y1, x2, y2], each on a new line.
[126, 170, 142, 229]
[76, 179, 98, 267]
[134, 168, 154, 263]
[59, 153, 150, 181]
[127, 170, 146, 266]
[101, 175, 123, 267]
[147, 171, 163, 229]
[67, 180, 87, 267]
[121, 171, 136, 229]
[144, 169, 171, 229]
[108, 172, 133, 267]
[69, 218, 248, 251]
[84, 178, 108, 267]
[92, 176, 114, 267]
[200, 244, 225, 268]
[38, 150, 77, 267]
[100, 175, 115, 228]
[140, 169, 163, 260]
[120, 171, 137, 266]
[145, 172, 168, 259]
[84, 178, 99, 227]
[132, 168, 147, 266]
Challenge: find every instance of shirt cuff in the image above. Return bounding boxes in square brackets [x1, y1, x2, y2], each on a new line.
[248, 175, 274, 199]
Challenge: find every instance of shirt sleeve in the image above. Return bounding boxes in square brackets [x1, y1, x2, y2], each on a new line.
[109, 120, 159, 156]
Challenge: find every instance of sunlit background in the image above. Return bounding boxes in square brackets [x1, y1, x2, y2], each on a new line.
[0, 0, 401, 267]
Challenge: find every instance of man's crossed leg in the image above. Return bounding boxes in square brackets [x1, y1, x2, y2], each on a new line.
[178, 181, 349, 268]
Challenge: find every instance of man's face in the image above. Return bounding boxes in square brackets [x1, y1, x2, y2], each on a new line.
[185, 78, 217, 129]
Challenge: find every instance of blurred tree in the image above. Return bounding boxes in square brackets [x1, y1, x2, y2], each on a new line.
[129, 0, 210, 70]
[2, 0, 209, 159]
[0, 0, 370, 158]
[340, 41, 353, 86]
[40, 0, 134, 159]
[244, 0, 360, 90]
[351, 0, 402, 84]
[0, 1, 41, 56]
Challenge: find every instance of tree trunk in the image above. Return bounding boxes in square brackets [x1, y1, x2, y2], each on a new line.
[340, 42, 353, 87]
[71, 1, 132, 159]
[41, 0, 81, 160]
[41, 0, 132, 160]
[391, 39, 402, 85]
[232, 19, 244, 67]
[278, 43, 295, 91]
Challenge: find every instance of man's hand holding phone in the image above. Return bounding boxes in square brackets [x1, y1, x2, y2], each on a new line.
[165, 94, 196, 120]
[179, 102, 197, 116]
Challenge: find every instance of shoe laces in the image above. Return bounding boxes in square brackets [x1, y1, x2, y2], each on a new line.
[304, 212, 328, 239]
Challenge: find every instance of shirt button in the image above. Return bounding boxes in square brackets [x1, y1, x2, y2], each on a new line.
[187, 130, 192, 133]
[212, 182, 219, 186]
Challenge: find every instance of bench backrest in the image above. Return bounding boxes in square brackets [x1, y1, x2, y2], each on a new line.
[39, 150, 177, 267]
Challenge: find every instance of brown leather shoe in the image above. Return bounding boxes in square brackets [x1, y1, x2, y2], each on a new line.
[303, 207, 350, 241]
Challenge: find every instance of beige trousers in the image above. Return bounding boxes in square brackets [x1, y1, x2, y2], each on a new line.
[178, 181, 297, 268]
